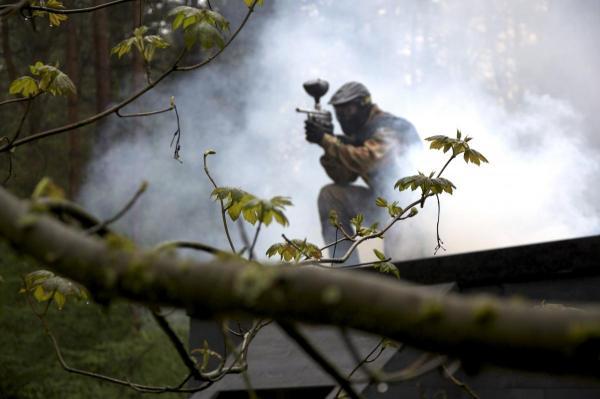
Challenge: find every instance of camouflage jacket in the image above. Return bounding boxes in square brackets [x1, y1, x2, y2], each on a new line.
[319, 105, 420, 190]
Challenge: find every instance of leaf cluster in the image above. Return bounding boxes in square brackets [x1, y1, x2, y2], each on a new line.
[350, 213, 379, 237]
[111, 26, 170, 62]
[211, 187, 292, 227]
[32, 0, 68, 27]
[169, 6, 230, 50]
[426, 130, 489, 165]
[9, 62, 76, 98]
[395, 172, 456, 196]
[266, 239, 322, 262]
[375, 197, 403, 218]
[20, 270, 88, 310]
[372, 249, 399, 279]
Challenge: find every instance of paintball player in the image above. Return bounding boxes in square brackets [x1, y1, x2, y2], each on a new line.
[304, 81, 420, 264]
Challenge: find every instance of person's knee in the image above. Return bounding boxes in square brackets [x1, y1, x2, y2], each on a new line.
[318, 183, 343, 211]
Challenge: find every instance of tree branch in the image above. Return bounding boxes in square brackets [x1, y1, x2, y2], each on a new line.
[28, 0, 133, 15]
[152, 240, 224, 255]
[86, 181, 147, 235]
[4, 187, 600, 377]
[151, 310, 204, 382]
[278, 321, 364, 399]
[0, 2, 257, 152]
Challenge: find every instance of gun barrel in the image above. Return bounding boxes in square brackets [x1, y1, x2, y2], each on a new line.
[295, 108, 330, 117]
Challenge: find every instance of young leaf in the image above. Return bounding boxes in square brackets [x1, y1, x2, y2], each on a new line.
[350, 214, 364, 231]
[31, 177, 65, 200]
[373, 261, 400, 279]
[32, 0, 68, 27]
[375, 197, 388, 208]
[9, 76, 39, 97]
[328, 209, 339, 227]
[373, 249, 386, 261]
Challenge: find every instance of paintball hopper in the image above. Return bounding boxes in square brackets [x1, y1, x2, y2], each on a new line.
[302, 79, 329, 109]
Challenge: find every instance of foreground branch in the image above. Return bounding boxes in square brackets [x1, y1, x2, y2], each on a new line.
[3, 187, 600, 377]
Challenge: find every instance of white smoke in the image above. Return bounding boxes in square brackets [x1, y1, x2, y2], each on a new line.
[79, 0, 600, 262]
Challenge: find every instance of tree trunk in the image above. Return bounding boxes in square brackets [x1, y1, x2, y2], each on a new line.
[0, 18, 17, 84]
[66, 18, 81, 198]
[131, 0, 145, 91]
[93, 1, 111, 113]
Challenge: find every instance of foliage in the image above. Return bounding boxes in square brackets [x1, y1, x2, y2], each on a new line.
[20, 269, 88, 310]
[0, 242, 187, 399]
[372, 249, 399, 278]
[9, 61, 76, 97]
[111, 26, 170, 62]
[211, 187, 292, 226]
[395, 171, 456, 196]
[31, 0, 68, 27]
[31, 176, 66, 200]
[169, 6, 230, 50]
[266, 239, 322, 262]
[426, 130, 489, 165]
[375, 197, 403, 218]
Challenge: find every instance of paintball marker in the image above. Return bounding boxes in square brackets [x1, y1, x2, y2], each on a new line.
[296, 79, 332, 124]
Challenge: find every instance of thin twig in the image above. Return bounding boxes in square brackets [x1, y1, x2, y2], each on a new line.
[335, 334, 387, 398]
[236, 218, 252, 258]
[278, 321, 364, 399]
[0, 95, 33, 107]
[27, 0, 133, 15]
[203, 152, 236, 252]
[281, 234, 312, 260]
[442, 364, 480, 399]
[152, 310, 204, 382]
[86, 181, 147, 235]
[4, 97, 32, 149]
[116, 105, 173, 118]
[338, 258, 392, 270]
[169, 104, 182, 162]
[248, 221, 262, 261]
[24, 292, 209, 393]
[0, 0, 28, 18]
[1, 152, 13, 186]
[433, 194, 445, 255]
[152, 240, 224, 255]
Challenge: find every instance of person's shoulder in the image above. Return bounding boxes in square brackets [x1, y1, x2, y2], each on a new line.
[372, 110, 418, 138]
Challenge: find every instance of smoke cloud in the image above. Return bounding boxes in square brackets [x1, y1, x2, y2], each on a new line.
[79, 0, 600, 262]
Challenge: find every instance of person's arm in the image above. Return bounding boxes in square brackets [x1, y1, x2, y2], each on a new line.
[319, 154, 358, 184]
[320, 129, 397, 176]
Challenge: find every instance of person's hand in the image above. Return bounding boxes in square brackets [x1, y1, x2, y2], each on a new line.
[305, 117, 333, 144]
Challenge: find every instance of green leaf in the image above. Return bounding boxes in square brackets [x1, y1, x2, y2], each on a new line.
[375, 197, 388, 208]
[373, 249, 386, 261]
[31, 177, 65, 200]
[328, 209, 339, 227]
[373, 261, 400, 279]
[266, 239, 322, 262]
[33, 285, 53, 302]
[350, 214, 364, 231]
[53, 291, 65, 310]
[169, 6, 229, 50]
[243, 0, 264, 7]
[9, 76, 39, 97]
[387, 201, 402, 218]
[32, 0, 68, 27]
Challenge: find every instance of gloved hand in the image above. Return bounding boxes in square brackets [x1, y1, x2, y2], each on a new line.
[305, 117, 333, 144]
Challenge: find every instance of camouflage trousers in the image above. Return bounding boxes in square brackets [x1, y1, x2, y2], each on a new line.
[318, 183, 390, 265]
